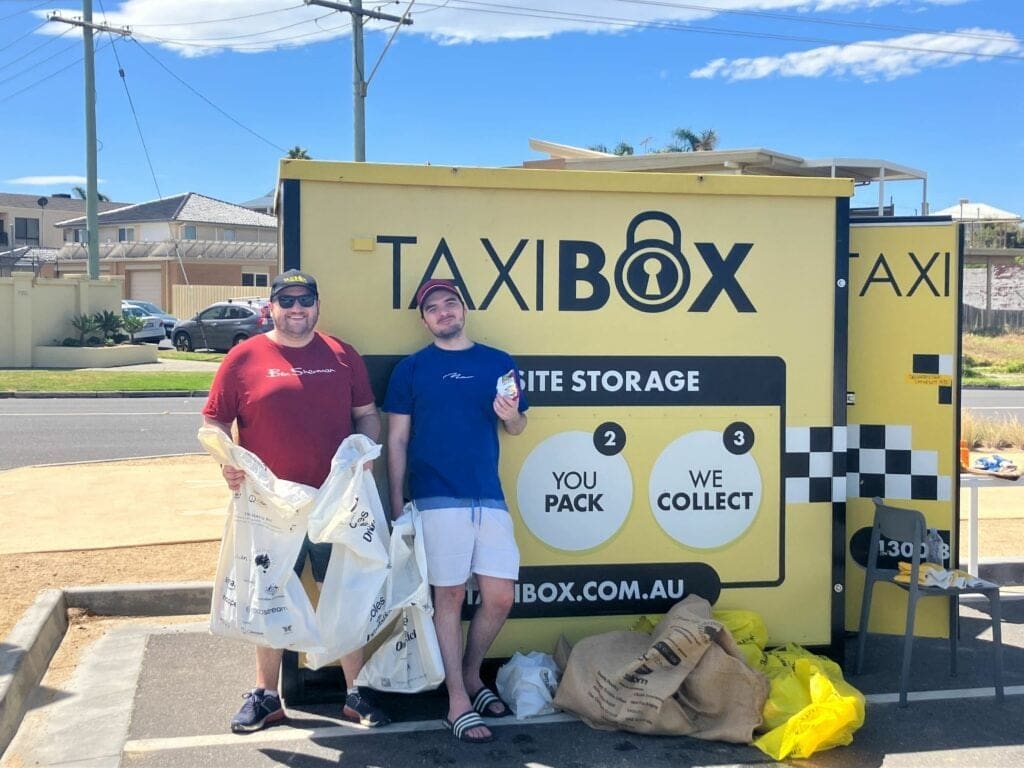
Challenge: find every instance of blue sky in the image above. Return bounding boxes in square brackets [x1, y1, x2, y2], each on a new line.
[2, 0, 1021, 217]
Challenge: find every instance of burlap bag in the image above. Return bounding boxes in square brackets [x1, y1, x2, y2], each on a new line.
[553, 595, 768, 742]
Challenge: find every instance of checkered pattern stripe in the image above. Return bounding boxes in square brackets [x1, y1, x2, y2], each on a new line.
[784, 424, 951, 503]
[913, 353, 954, 405]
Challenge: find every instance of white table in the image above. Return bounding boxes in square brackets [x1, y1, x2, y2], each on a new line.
[959, 472, 1021, 576]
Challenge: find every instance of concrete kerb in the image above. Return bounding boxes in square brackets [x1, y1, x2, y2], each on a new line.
[0, 581, 212, 757]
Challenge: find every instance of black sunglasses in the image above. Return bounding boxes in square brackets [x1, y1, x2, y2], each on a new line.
[275, 294, 317, 308]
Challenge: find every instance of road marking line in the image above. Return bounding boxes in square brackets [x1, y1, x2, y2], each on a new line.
[865, 684, 1023, 705]
[122, 713, 576, 753]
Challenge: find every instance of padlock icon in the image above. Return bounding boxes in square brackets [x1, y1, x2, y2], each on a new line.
[614, 211, 690, 312]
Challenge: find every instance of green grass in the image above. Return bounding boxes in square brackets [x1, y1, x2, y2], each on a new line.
[961, 331, 1024, 388]
[0, 370, 215, 392]
[158, 350, 225, 363]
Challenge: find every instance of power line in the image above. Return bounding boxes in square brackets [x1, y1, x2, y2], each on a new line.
[0, 24, 74, 74]
[129, 3, 308, 28]
[134, 9, 338, 44]
[97, 1, 162, 200]
[0, 36, 113, 103]
[133, 11, 357, 50]
[0, 0, 50, 24]
[0, 17, 48, 54]
[416, 0, 1024, 63]
[613, 0, 1020, 45]
[130, 38, 287, 153]
[0, 36, 78, 86]
[367, 0, 416, 87]
[134, 18, 352, 52]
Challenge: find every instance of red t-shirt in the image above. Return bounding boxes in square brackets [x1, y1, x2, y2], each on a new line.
[203, 332, 375, 487]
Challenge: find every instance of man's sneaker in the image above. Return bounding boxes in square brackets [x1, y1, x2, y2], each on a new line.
[230, 689, 286, 734]
[343, 690, 391, 727]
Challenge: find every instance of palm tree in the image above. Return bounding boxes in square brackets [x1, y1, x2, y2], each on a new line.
[286, 146, 311, 159]
[72, 186, 110, 202]
[587, 142, 635, 156]
[667, 128, 719, 152]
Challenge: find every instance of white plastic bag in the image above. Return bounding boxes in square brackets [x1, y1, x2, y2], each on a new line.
[355, 505, 444, 692]
[495, 651, 562, 719]
[304, 435, 394, 668]
[356, 604, 445, 693]
[200, 427, 322, 651]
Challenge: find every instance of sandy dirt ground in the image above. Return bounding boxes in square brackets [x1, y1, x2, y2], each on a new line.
[0, 541, 219, 640]
[2, 520, 1022, 641]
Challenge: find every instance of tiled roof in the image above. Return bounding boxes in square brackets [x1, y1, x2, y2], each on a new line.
[54, 192, 277, 228]
[0, 192, 127, 214]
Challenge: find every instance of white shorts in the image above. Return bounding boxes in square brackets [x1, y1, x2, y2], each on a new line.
[419, 505, 520, 587]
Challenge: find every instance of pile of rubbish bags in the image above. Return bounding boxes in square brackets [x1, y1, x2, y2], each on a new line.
[499, 597, 865, 761]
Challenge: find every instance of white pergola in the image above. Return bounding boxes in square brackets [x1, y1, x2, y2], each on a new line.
[525, 139, 929, 216]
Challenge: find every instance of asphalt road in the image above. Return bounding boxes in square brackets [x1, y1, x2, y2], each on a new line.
[0, 396, 206, 470]
[962, 389, 1024, 422]
[0, 390, 1019, 472]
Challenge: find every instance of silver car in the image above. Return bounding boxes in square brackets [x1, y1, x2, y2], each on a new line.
[171, 298, 273, 352]
[123, 300, 177, 338]
[120, 305, 166, 343]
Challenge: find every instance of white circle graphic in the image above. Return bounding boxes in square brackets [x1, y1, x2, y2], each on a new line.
[649, 430, 761, 549]
[516, 431, 633, 551]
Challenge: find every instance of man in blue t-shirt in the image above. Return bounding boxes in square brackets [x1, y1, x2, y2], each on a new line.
[384, 278, 528, 744]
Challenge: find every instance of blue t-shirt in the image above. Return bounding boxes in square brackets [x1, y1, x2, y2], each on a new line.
[383, 343, 529, 509]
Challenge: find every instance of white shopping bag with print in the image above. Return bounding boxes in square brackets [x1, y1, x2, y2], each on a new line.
[199, 427, 322, 651]
[305, 435, 394, 669]
[355, 505, 443, 693]
[355, 604, 444, 693]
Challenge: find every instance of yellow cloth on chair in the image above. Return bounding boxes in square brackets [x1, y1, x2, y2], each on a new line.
[893, 561, 986, 589]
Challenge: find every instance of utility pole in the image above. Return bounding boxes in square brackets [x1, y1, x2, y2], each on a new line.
[48, 3, 130, 279]
[305, 0, 412, 162]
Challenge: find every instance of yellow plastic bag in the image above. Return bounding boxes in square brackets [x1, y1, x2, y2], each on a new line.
[713, 609, 770, 673]
[713, 609, 769, 649]
[753, 645, 865, 760]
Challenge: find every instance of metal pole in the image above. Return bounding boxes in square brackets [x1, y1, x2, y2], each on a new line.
[83, 0, 99, 278]
[352, 0, 365, 161]
[304, 0, 411, 162]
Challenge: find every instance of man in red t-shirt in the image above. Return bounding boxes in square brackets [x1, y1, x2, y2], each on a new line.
[203, 269, 391, 734]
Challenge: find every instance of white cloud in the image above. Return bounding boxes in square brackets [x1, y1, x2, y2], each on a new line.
[37, 0, 980, 55]
[691, 28, 1021, 81]
[5, 175, 101, 185]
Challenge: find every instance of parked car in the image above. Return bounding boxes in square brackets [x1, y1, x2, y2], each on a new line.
[122, 300, 177, 338]
[171, 298, 273, 352]
[120, 304, 166, 343]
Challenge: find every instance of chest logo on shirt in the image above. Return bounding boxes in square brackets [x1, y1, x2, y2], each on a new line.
[443, 372, 474, 381]
[266, 367, 337, 378]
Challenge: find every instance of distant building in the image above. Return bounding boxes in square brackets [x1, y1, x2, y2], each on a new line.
[52, 192, 278, 310]
[524, 138, 929, 216]
[0, 192, 128, 250]
[239, 190, 275, 215]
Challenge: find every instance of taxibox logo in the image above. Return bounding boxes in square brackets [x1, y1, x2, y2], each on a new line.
[380, 211, 756, 314]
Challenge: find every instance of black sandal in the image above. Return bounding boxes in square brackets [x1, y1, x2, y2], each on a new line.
[469, 686, 512, 718]
[443, 710, 493, 743]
